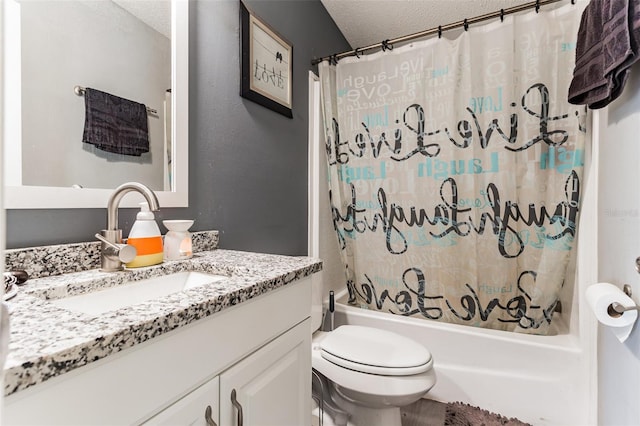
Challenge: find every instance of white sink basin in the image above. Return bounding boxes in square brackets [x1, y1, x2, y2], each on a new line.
[50, 271, 227, 315]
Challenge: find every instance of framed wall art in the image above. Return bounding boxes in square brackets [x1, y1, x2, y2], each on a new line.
[240, 2, 293, 118]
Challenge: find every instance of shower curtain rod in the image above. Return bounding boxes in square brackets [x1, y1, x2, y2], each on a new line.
[311, 0, 572, 66]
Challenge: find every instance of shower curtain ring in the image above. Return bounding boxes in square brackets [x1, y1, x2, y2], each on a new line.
[535, 0, 540, 13]
[500, 9, 504, 22]
[330, 54, 338, 66]
[381, 39, 393, 51]
[354, 48, 361, 58]
[438, 25, 442, 38]
[463, 18, 469, 31]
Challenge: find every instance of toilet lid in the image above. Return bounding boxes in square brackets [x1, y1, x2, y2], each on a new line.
[320, 325, 433, 376]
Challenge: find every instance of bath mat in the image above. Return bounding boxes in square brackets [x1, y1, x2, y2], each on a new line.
[444, 402, 531, 426]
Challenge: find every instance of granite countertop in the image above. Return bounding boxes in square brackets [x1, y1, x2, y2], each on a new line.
[3, 247, 322, 397]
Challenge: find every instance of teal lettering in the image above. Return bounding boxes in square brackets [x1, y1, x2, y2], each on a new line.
[417, 153, 500, 181]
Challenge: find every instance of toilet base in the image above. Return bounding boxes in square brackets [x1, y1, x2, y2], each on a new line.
[332, 386, 403, 426]
[347, 405, 402, 426]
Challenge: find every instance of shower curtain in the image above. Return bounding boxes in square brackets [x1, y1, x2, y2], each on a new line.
[319, 3, 587, 334]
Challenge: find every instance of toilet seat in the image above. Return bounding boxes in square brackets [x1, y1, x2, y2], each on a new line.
[319, 325, 432, 376]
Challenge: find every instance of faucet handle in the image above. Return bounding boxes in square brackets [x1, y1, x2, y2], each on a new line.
[116, 244, 137, 264]
[95, 233, 137, 265]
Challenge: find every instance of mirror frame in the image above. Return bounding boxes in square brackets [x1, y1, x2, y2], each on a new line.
[3, 0, 189, 209]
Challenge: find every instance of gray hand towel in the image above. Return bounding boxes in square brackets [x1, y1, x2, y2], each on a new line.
[568, 0, 640, 109]
[82, 88, 150, 156]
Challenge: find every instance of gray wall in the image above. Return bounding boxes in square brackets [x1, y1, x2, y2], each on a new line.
[6, 0, 350, 255]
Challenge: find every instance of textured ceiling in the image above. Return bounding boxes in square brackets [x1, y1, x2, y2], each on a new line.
[321, 0, 540, 49]
[113, 0, 171, 38]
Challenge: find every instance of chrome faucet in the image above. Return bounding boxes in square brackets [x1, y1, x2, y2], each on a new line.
[96, 182, 160, 272]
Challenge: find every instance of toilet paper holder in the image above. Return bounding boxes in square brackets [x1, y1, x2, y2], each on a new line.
[609, 284, 640, 316]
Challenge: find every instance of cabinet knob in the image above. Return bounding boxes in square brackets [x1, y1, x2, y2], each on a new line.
[231, 389, 244, 426]
[204, 405, 217, 426]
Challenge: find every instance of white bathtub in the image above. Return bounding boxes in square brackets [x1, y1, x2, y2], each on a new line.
[331, 293, 590, 426]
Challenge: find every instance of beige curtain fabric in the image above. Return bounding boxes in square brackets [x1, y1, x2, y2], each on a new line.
[319, 3, 587, 334]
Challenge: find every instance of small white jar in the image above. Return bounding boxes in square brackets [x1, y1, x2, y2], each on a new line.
[163, 220, 194, 261]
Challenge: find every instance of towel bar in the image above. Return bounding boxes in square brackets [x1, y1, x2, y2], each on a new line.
[74, 85, 158, 115]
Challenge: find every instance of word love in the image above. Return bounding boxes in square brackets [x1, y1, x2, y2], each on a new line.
[347, 268, 557, 330]
[331, 171, 580, 258]
[326, 83, 580, 165]
[253, 60, 285, 89]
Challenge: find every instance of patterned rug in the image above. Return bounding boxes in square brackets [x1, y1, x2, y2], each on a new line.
[444, 402, 532, 426]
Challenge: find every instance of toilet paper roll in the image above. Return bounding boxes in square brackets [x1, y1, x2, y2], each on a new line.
[586, 282, 638, 343]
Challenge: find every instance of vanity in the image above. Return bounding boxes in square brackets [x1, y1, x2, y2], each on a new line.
[2, 232, 321, 425]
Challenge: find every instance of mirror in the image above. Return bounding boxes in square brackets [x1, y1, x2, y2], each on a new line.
[3, 0, 188, 208]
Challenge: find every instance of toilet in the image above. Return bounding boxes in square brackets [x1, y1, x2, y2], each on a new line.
[310, 294, 436, 426]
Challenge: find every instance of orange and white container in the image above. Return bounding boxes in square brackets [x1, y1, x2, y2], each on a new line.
[126, 202, 163, 268]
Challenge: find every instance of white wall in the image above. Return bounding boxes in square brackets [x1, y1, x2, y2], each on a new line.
[597, 62, 640, 425]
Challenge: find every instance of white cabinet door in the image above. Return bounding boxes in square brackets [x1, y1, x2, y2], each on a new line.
[144, 376, 220, 426]
[219, 319, 311, 426]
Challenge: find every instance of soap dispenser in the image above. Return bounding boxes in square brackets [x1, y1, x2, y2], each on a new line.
[125, 202, 164, 268]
